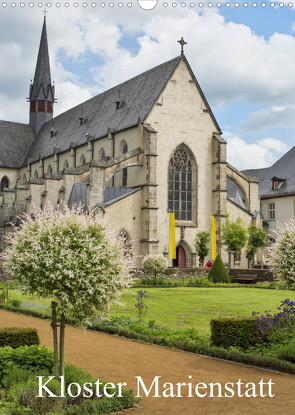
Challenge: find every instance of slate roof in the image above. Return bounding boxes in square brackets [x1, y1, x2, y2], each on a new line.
[67, 183, 141, 210]
[30, 17, 53, 100]
[103, 186, 141, 207]
[242, 146, 295, 198]
[24, 55, 184, 165]
[0, 121, 35, 168]
[68, 182, 87, 211]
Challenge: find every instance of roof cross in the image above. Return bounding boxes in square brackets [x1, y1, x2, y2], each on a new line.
[177, 37, 187, 55]
[43, 4, 48, 18]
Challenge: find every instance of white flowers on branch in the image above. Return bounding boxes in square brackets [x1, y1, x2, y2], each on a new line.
[267, 217, 295, 290]
[3, 203, 133, 326]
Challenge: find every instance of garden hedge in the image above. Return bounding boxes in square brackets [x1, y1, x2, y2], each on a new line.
[0, 327, 40, 348]
[210, 317, 263, 350]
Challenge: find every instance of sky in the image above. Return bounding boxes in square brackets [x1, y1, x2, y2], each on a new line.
[0, 2, 294, 170]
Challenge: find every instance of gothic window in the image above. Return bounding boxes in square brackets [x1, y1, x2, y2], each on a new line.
[63, 160, 69, 171]
[118, 229, 131, 258]
[80, 154, 86, 165]
[98, 148, 106, 160]
[122, 144, 128, 186]
[0, 176, 9, 192]
[168, 147, 193, 221]
[47, 164, 53, 174]
[34, 170, 38, 179]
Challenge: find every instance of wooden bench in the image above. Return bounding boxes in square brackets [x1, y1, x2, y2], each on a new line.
[235, 274, 258, 284]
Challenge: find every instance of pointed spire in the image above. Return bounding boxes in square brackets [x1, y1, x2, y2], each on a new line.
[29, 17, 55, 135]
[32, 17, 51, 99]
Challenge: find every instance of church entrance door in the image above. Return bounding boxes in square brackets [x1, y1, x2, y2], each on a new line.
[173, 245, 186, 267]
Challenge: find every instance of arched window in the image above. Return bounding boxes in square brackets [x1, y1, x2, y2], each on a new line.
[80, 154, 86, 166]
[98, 148, 106, 160]
[168, 147, 193, 221]
[47, 164, 53, 174]
[34, 170, 38, 179]
[63, 160, 69, 171]
[119, 229, 131, 258]
[122, 144, 128, 186]
[0, 176, 9, 192]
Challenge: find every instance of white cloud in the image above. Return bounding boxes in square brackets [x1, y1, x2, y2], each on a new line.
[242, 105, 295, 131]
[1, 7, 295, 132]
[225, 135, 289, 170]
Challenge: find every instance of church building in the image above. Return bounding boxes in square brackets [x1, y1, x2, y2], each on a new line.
[0, 18, 262, 268]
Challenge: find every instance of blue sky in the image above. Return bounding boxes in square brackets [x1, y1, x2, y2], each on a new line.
[0, 3, 294, 169]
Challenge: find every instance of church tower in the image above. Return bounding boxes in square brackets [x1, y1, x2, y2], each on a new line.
[29, 17, 55, 135]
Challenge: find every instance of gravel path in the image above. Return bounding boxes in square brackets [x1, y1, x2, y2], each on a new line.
[1, 309, 295, 415]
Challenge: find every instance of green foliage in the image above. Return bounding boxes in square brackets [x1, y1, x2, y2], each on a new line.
[195, 231, 210, 267]
[277, 343, 295, 363]
[0, 345, 55, 387]
[247, 225, 267, 249]
[10, 299, 21, 307]
[210, 317, 263, 350]
[93, 315, 208, 345]
[1, 361, 135, 415]
[246, 225, 267, 263]
[142, 255, 167, 278]
[0, 327, 39, 348]
[208, 255, 229, 283]
[221, 213, 247, 254]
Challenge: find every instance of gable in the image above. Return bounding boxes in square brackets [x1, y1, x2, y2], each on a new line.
[146, 57, 221, 134]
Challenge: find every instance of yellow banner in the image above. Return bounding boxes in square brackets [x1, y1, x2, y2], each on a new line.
[211, 215, 217, 261]
[169, 213, 176, 260]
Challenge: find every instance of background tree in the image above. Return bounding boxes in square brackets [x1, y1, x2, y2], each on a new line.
[221, 213, 247, 269]
[246, 225, 267, 268]
[3, 204, 132, 376]
[267, 217, 295, 290]
[143, 255, 167, 278]
[195, 231, 210, 267]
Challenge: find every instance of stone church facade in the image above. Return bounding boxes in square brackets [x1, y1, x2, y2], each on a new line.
[0, 19, 261, 268]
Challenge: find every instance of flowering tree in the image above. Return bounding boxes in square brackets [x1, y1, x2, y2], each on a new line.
[3, 204, 132, 376]
[267, 217, 295, 290]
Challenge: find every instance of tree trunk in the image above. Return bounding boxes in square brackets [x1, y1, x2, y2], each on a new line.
[6, 282, 8, 303]
[51, 301, 59, 374]
[228, 252, 232, 272]
[59, 312, 66, 377]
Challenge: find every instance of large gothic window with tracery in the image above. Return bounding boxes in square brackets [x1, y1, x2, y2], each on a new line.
[168, 147, 192, 221]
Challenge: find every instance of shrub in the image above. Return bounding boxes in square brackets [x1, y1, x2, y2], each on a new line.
[253, 299, 295, 344]
[210, 317, 262, 350]
[277, 343, 295, 363]
[208, 255, 229, 283]
[142, 255, 167, 278]
[1, 362, 135, 415]
[0, 327, 39, 348]
[0, 345, 55, 387]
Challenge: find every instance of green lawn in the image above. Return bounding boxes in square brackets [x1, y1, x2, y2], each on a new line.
[8, 287, 295, 336]
[111, 287, 295, 335]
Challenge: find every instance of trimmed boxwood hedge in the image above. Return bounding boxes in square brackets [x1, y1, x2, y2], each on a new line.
[0, 327, 40, 348]
[210, 317, 263, 350]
